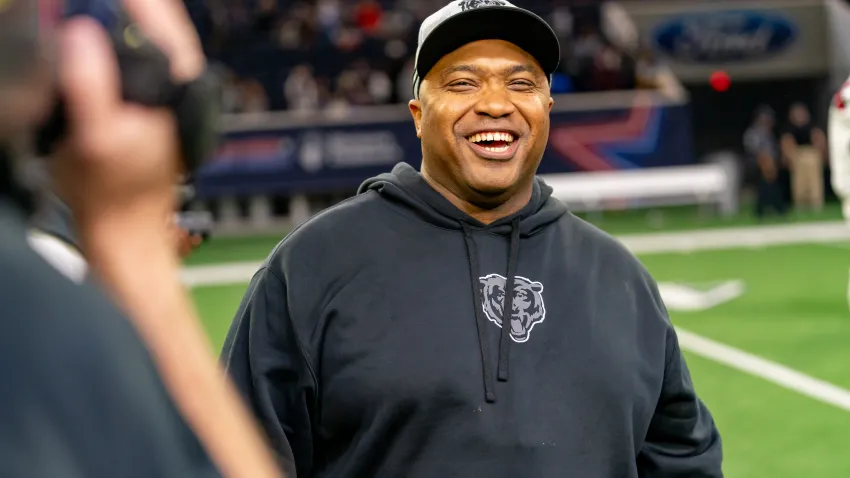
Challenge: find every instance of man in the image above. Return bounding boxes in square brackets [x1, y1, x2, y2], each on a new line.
[781, 102, 826, 212]
[0, 0, 279, 476]
[222, 1, 723, 477]
[743, 105, 786, 218]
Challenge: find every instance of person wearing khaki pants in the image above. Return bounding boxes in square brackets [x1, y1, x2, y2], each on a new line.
[781, 103, 826, 212]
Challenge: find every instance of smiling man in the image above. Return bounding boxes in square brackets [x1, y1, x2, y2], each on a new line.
[221, 1, 723, 477]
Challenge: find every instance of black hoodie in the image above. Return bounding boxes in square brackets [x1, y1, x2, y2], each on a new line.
[222, 162, 723, 478]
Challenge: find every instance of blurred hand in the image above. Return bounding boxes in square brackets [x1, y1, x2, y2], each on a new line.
[175, 226, 204, 258]
[53, 0, 205, 241]
[47, 3, 283, 478]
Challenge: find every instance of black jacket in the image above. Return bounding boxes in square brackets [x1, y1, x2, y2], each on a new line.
[0, 197, 220, 477]
[221, 162, 723, 478]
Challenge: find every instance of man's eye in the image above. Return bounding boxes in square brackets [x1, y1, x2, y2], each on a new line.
[510, 80, 534, 89]
[449, 80, 474, 88]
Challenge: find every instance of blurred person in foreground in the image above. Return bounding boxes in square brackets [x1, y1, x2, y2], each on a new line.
[744, 105, 787, 219]
[781, 102, 826, 212]
[0, 0, 279, 476]
[221, 1, 723, 477]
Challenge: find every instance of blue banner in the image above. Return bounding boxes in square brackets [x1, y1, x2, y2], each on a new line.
[195, 96, 694, 198]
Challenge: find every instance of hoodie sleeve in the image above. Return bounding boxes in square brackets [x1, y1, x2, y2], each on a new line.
[221, 266, 317, 477]
[637, 325, 723, 477]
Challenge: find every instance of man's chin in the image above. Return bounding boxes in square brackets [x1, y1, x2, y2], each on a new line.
[465, 170, 521, 198]
[469, 183, 511, 198]
[464, 181, 517, 209]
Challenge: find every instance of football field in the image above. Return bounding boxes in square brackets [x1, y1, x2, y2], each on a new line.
[188, 212, 850, 477]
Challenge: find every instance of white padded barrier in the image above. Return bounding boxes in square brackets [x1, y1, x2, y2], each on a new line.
[541, 160, 739, 215]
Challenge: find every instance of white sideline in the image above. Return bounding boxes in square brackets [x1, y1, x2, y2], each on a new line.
[181, 221, 850, 287]
[184, 220, 850, 412]
[676, 328, 850, 411]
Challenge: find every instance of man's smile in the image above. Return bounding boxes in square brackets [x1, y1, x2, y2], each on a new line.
[464, 130, 520, 160]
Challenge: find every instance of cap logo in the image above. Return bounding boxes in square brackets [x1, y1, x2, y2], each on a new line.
[458, 0, 507, 12]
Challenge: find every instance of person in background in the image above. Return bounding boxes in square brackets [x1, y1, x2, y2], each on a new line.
[284, 64, 320, 113]
[635, 45, 661, 89]
[744, 105, 786, 219]
[781, 102, 826, 212]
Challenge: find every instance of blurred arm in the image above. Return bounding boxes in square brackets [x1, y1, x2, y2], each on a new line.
[756, 152, 776, 181]
[812, 127, 827, 159]
[83, 220, 282, 478]
[744, 129, 776, 181]
[780, 133, 796, 166]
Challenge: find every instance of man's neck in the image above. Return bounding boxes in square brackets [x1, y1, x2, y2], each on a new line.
[420, 166, 532, 225]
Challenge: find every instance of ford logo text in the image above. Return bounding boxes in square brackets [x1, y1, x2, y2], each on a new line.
[652, 10, 797, 63]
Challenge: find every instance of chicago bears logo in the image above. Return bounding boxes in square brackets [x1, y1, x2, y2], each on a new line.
[478, 273, 545, 343]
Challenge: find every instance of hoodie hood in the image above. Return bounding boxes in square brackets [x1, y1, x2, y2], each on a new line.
[358, 162, 567, 236]
[357, 162, 568, 403]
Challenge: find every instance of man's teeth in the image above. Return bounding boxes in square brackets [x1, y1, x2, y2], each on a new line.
[467, 132, 515, 145]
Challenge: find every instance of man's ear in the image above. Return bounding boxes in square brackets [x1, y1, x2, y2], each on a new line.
[409, 99, 423, 138]
[548, 96, 554, 113]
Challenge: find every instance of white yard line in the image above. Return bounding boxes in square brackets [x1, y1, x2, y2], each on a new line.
[182, 261, 263, 287]
[676, 328, 850, 411]
[618, 220, 850, 254]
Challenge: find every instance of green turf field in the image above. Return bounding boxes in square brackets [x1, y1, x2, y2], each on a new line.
[188, 207, 850, 477]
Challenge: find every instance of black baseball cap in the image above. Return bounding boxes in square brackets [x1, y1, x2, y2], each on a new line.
[412, 0, 561, 99]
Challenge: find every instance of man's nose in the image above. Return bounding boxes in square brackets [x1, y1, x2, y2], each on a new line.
[473, 85, 516, 119]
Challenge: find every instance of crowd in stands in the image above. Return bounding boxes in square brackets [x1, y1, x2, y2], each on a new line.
[186, 0, 662, 113]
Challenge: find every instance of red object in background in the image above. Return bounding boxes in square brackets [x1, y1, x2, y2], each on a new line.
[355, 0, 382, 33]
[834, 80, 850, 110]
[709, 71, 730, 92]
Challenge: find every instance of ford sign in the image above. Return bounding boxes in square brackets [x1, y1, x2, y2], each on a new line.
[652, 10, 797, 63]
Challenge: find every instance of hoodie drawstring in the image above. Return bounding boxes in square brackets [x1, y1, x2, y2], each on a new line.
[498, 218, 521, 382]
[462, 217, 522, 403]
[462, 223, 496, 403]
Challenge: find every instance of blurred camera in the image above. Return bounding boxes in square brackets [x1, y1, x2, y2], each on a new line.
[0, 0, 221, 175]
[1, 0, 221, 239]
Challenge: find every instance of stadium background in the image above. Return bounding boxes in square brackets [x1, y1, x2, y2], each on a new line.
[181, 0, 850, 476]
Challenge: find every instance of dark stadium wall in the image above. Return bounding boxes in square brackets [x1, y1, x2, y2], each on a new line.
[686, 76, 830, 160]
